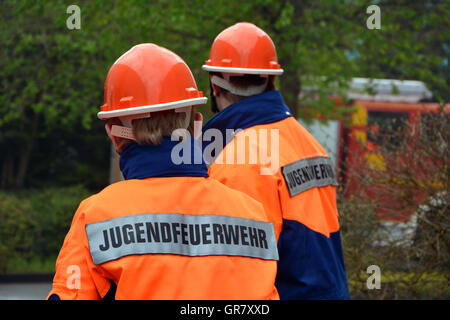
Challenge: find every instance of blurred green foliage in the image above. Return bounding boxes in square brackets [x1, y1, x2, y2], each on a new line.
[0, 0, 449, 190]
[0, 191, 35, 272]
[339, 195, 450, 299]
[0, 185, 90, 273]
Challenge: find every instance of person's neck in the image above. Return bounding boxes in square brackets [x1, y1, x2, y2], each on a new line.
[217, 95, 236, 111]
[119, 137, 208, 180]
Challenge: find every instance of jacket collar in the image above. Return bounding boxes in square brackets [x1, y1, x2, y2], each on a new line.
[202, 90, 292, 150]
[119, 137, 209, 180]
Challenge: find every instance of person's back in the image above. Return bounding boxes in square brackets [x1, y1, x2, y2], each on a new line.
[201, 23, 350, 299]
[47, 43, 279, 300]
[206, 112, 347, 299]
[49, 172, 279, 299]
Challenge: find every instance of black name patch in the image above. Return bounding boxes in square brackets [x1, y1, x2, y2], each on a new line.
[281, 156, 338, 197]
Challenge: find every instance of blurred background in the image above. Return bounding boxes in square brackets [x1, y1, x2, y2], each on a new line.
[0, 0, 448, 299]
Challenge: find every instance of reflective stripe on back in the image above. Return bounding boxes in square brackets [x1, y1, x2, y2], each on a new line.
[86, 213, 279, 265]
[281, 156, 338, 197]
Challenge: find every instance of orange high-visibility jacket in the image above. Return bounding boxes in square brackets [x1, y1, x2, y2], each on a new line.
[202, 90, 350, 299]
[47, 138, 279, 300]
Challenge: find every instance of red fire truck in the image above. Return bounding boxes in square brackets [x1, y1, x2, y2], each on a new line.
[300, 78, 449, 245]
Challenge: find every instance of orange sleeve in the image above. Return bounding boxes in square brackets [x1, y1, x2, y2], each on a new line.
[278, 174, 340, 238]
[47, 200, 111, 300]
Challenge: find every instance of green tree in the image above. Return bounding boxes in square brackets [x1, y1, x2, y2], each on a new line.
[349, 0, 449, 103]
[0, 0, 448, 189]
[0, 1, 108, 188]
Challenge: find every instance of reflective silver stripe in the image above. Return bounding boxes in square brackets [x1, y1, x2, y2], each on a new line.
[281, 156, 338, 197]
[86, 213, 278, 265]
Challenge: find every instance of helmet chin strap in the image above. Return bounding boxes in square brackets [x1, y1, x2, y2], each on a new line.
[210, 75, 268, 97]
[111, 125, 136, 140]
[111, 113, 151, 141]
[110, 107, 192, 141]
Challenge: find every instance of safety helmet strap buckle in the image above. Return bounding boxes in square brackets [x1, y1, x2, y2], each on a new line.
[110, 113, 151, 140]
[111, 125, 135, 141]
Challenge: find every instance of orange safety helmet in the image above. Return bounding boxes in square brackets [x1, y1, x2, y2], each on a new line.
[202, 22, 283, 76]
[98, 43, 207, 120]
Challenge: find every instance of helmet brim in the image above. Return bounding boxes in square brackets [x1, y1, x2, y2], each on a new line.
[97, 97, 208, 120]
[202, 65, 284, 76]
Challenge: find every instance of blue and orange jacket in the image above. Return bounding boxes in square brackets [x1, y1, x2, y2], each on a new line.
[202, 90, 350, 299]
[47, 137, 279, 300]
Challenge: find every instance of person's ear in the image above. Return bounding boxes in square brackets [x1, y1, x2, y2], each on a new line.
[105, 121, 121, 151]
[105, 120, 131, 154]
[211, 83, 221, 97]
[194, 111, 203, 123]
[193, 111, 203, 139]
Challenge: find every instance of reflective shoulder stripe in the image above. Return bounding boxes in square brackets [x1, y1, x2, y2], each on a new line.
[281, 156, 338, 197]
[86, 213, 278, 265]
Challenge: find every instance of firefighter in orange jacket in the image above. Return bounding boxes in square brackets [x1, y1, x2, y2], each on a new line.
[47, 43, 279, 300]
[201, 23, 350, 299]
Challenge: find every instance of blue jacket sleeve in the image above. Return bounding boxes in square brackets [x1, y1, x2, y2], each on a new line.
[275, 219, 350, 300]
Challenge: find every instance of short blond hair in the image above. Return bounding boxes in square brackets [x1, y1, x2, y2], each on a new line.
[131, 109, 194, 146]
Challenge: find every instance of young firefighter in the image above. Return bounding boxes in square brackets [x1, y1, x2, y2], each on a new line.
[47, 43, 279, 300]
[201, 22, 350, 299]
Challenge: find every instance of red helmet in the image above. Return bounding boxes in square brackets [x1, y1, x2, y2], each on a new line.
[202, 22, 283, 76]
[98, 43, 207, 120]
